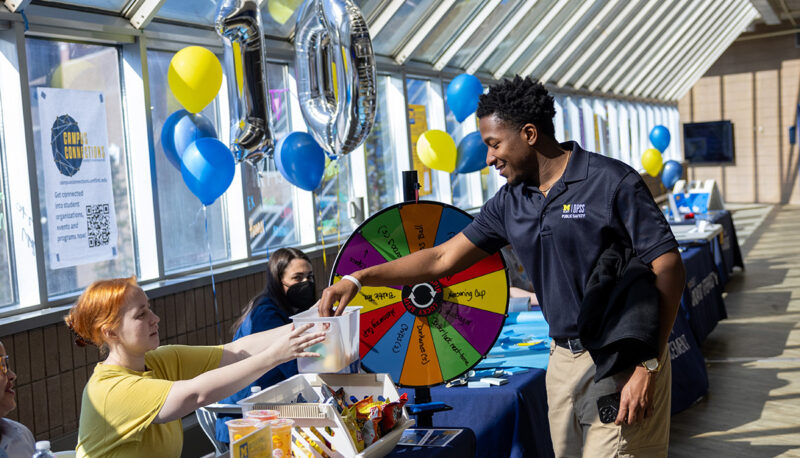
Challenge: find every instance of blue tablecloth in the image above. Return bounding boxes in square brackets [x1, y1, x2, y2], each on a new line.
[389, 428, 476, 458]
[679, 245, 727, 344]
[667, 308, 709, 413]
[701, 210, 744, 274]
[399, 369, 554, 458]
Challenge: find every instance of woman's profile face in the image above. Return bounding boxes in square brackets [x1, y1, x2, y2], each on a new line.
[0, 342, 17, 417]
[281, 259, 314, 293]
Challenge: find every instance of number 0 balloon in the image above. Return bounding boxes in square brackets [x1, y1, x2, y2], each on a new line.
[216, 0, 274, 165]
[294, 0, 377, 157]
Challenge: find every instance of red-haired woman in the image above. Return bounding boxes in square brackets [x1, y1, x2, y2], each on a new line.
[65, 276, 325, 458]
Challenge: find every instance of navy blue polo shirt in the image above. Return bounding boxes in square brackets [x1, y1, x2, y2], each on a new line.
[463, 141, 677, 338]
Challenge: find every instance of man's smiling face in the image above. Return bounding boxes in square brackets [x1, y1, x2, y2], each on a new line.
[479, 114, 538, 185]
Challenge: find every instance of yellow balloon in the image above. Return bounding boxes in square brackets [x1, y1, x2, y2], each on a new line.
[417, 130, 457, 173]
[641, 148, 664, 177]
[168, 46, 222, 114]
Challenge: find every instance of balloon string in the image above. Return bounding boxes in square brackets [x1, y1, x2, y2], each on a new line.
[203, 205, 224, 345]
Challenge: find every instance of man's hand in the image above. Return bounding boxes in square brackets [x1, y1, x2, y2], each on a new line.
[615, 366, 656, 425]
[318, 276, 360, 317]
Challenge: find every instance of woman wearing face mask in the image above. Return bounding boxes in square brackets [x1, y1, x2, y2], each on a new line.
[216, 247, 316, 444]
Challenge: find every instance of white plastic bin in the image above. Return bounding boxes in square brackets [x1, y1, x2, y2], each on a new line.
[238, 373, 414, 458]
[291, 306, 361, 374]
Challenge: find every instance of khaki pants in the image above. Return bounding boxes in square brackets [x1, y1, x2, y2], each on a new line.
[546, 343, 671, 458]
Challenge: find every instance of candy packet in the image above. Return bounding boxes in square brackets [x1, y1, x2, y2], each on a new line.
[380, 393, 408, 434]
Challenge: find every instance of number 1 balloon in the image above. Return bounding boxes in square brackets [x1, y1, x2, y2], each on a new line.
[216, 0, 274, 165]
[294, 0, 377, 158]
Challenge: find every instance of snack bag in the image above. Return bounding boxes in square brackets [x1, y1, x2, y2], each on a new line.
[380, 393, 408, 434]
[321, 384, 348, 413]
[342, 406, 365, 452]
[351, 396, 374, 421]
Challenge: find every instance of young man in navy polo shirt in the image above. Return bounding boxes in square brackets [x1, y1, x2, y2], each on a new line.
[320, 76, 686, 457]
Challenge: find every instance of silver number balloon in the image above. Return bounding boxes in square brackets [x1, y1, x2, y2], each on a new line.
[294, 0, 377, 157]
[216, 0, 274, 164]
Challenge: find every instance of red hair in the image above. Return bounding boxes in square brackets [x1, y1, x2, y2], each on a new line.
[64, 276, 138, 348]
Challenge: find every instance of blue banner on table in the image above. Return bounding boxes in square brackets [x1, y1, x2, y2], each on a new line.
[668, 310, 708, 414]
[680, 245, 727, 344]
[400, 369, 554, 458]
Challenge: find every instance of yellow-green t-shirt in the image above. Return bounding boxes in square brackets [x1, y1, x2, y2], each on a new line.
[76, 345, 223, 458]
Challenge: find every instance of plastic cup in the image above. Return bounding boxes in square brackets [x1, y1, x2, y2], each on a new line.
[244, 409, 280, 423]
[226, 418, 262, 443]
[268, 418, 294, 457]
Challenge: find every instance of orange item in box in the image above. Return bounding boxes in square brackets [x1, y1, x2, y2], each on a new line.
[268, 418, 294, 457]
[245, 409, 280, 423]
[225, 418, 262, 443]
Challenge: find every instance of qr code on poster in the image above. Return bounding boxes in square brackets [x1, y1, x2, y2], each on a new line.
[86, 203, 110, 248]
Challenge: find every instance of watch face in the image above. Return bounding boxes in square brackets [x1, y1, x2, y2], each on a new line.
[644, 358, 659, 371]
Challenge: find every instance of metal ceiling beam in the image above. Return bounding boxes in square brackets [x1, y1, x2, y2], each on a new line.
[394, 0, 455, 65]
[555, 0, 642, 87]
[538, 0, 621, 85]
[122, 0, 166, 30]
[368, 0, 404, 37]
[620, 0, 715, 96]
[659, 5, 752, 99]
[492, 0, 568, 80]
[665, 8, 757, 100]
[641, 3, 739, 98]
[598, 1, 687, 93]
[750, 0, 782, 24]
[464, 0, 537, 75]
[519, 0, 595, 79]
[577, 0, 670, 91]
[3, 0, 31, 12]
[433, 0, 502, 71]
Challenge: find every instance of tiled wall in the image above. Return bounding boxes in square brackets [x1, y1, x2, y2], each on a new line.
[0, 245, 340, 443]
[678, 32, 800, 204]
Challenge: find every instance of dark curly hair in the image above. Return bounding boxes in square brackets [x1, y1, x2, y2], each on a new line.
[476, 76, 556, 138]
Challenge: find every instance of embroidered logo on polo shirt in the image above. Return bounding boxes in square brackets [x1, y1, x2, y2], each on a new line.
[561, 203, 586, 219]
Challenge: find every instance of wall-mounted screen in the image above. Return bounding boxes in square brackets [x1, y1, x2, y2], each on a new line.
[683, 121, 735, 164]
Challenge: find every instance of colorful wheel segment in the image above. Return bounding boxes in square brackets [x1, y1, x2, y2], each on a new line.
[330, 201, 509, 388]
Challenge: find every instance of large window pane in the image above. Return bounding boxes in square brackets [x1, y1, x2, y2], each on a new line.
[406, 78, 442, 200]
[0, 115, 13, 307]
[364, 76, 400, 215]
[26, 39, 135, 297]
[314, 154, 355, 242]
[147, 50, 230, 273]
[243, 63, 299, 254]
[445, 96, 476, 210]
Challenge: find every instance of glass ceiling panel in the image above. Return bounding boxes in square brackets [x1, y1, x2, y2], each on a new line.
[34, 0, 128, 10]
[357, 0, 389, 23]
[156, 0, 217, 26]
[372, 0, 439, 57]
[509, 0, 609, 77]
[448, 0, 523, 70]
[479, 0, 557, 74]
[410, 0, 483, 64]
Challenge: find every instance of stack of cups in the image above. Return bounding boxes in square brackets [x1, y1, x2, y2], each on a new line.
[225, 418, 263, 443]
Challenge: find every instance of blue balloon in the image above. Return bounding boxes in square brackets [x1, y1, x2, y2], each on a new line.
[446, 74, 484, 123]
[180, 138, 235, 206]
[455, 131, 488, 174]
[649, 125, 671, 153]
[661, 160, 683, 189]
[275, 131, 325, 191]
[161, 110, 217, 170]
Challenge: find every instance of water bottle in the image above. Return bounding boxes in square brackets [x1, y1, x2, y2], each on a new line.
[32, 441, 56, 458]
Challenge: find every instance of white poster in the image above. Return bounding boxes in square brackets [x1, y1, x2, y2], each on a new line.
[37, 87, 118, 268]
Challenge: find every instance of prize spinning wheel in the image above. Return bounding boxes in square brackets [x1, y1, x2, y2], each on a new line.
[330, 201, 509, 387]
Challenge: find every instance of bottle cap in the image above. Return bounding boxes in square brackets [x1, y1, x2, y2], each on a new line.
[35, 441, 51, 451]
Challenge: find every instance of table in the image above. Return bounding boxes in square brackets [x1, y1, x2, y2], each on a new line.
[399, 369, 554, 458]
[679, 245, 727, 344]
[667, 307, 709, 414]
[699, 210, 744, 275]
[388, 428, 476, 457]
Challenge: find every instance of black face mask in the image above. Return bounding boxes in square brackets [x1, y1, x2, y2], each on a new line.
[286, 281, 316, 313]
